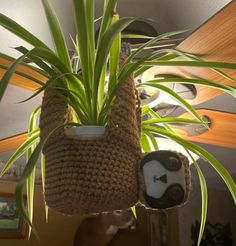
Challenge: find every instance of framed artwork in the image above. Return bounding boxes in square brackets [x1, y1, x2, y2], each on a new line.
[0, 193, 28, 239]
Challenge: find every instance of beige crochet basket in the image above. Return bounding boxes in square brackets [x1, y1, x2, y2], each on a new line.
[39, 58, 142, 215]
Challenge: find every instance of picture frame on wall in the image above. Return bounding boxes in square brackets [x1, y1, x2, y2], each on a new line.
[0, 193, 28, 239]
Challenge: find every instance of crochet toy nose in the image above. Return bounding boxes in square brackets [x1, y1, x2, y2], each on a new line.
[153, 174, 167, 183]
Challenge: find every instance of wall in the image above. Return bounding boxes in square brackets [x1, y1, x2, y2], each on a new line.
[95, 0, 172, 34]
[178, 183, 236, 246]
[164, 0, 231, 31]
[0, 0, 231, 57]
[0, 181, 82, 246]
[0, 0, 76, 57]
[95, 0, 231, 34]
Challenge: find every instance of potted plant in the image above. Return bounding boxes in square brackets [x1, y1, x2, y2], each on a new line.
[0, 0, 235, 244]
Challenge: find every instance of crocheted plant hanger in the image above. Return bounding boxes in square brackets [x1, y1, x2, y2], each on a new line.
[39, 55, 191, 215]
[40, 55, 141, 214]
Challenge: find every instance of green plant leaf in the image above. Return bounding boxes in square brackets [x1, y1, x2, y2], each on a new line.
[192, 158, 208, 246]
[85, 0, 95, 66]
[142, 117, 203, 125]
[15, 46, 56, 76]
[26, 167, 36, 240]
[125, 30, 187, 65]
[0, 13, 50, 50]
[15, 46, 87, 104]
[94, 17, 136, 121]
[108, 14, 121, 93]
[13, 110, 41, 239]
[73, 0, 92, 105]
[95, 17, 137, 86]
[15, 46, 69, 74]
[18, 72, 85, 104]
[26, 106, 41, 239]
[41, 154, 49, 223]
[54, 92, 88, 124]
[131, 206, 137, 219]
[70, 34, 80, 58]
[172, 49, 236, 82]
[102, 52, 155, 118]
[52, 86, 89, 122]
[97, 0, 118, 46]
[143, 60, 236, 70]
[15, 146, 41, 239]
[141, 106, 150, 116]
[28, 106, 41, 133]
[98, 67, 106, 111]
[42, 0, 72, 71]
[15, 122, 80, 235]
[0, 63, 45, 87]
[141, 131, 152, 152]
[0, 53, 29, 102]
[134, 53, 179, 78]
[145, 106, 180, 136]
[144, 130, 159, 151]
[118, 52, 154, 85]
[0, 131, 40, 177]
[141, 78, 236, 98]
[121, 34, 154, 39]
[0, 52, 49, 78]
[140, 84, 206, 126]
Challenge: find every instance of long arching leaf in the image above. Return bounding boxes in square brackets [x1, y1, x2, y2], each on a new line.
[141, 78, 236, 97]
[0, 53, 29, 102]
[26, 106, 41, 239]
[97, 0, 118, 46]
[143, 60, 236, 70]
[42, 0, 72, 71]
[0, 131, 40, 177]
[0, 13, 50, 50]
[140, 84, 206, 126]
[192, 158, 208, 246]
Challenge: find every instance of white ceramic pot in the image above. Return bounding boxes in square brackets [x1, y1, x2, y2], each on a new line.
[64, 125, 106, 139]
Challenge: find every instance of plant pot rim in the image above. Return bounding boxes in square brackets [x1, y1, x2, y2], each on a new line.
[64, 125, 106, 140]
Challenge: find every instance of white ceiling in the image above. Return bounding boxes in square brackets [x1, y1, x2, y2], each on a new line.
[0, 0, 235, 188]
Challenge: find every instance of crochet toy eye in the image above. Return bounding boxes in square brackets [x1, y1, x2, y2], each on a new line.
[168, 185, 184, 201]
[165, 156, 182, 171]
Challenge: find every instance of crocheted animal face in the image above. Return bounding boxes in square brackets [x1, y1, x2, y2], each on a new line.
[141, 151, 188, 209]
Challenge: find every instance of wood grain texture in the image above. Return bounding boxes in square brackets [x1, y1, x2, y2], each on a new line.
[144, 1, 236, 105]
[175, 109, 236, 149]
[0, 56, 46, 91]
[167, 209, 180, 246]
[0, 133, 27, 154]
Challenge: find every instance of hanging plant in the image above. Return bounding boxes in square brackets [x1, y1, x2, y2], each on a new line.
[0, 0, 235, 244]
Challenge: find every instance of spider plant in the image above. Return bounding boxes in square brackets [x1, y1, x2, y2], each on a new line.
[0, 0, 236, 244]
